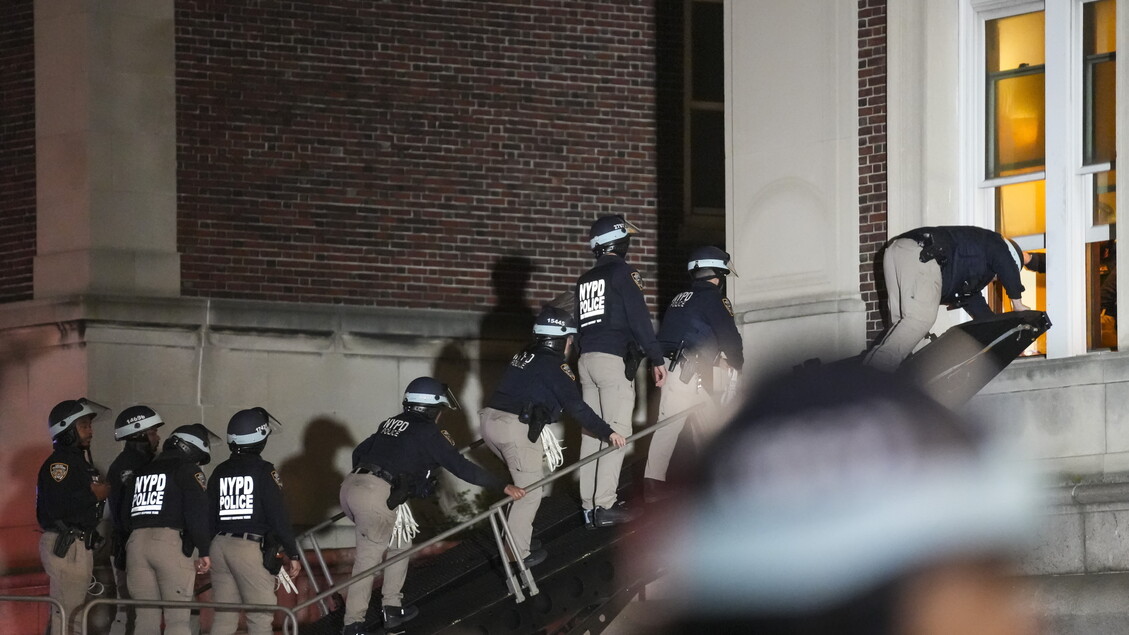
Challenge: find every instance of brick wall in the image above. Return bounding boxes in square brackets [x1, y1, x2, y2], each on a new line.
[176, 0, 665, 314]
[858, 0, 888, 342]
[0, 0, 36, 304]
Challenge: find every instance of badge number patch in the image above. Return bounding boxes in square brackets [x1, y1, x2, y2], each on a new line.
[49, 463, 68, 482]
[441, 429, 456, 446]
[271, 470, 283, 489]
[722, 297, 735, 317]
[630, 271, 644, 291]
[194, 471, 207, 490]
[560, 363, 576, 381]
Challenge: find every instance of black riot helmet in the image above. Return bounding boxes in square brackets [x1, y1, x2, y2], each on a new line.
[588, 215, 640, 257]
[533, 305, 577, 353]
[114, 405, 165, 442]
[48, 398, 101, 447]
[403, 376, 459, 422]
[688, 245, 738, 281]
[164, 423, 219, 466]
[227, 407, 281, 454]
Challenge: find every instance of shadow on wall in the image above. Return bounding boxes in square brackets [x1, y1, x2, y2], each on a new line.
[478, 255, 538, 402]
[276, 416, 355, 528]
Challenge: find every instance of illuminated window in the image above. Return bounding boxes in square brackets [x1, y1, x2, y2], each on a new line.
[976, 0, 1116, 355]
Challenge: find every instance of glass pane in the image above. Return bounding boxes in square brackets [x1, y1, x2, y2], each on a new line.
[996, 179, 1045, 237]
[991, 72, 1045, 177]
[691, 2, 724, 102]
[1085, 58, 1116, 165]
[987, 11, 1045, 73]
[1085, 0, 1116, 56]
[1095, 169, 1116, 225]
[1087, 240, 1117, 350]
[691, 109, 725, 211]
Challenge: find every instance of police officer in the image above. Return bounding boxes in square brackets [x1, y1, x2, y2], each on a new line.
[36, 398, 110, 635]
[107, 405, 165, 635]
[574, 215, 667, 527]
[645, 247, 744, 501]
[341, 377, 526, 635]
[864, 225, 1031, 372]
[125, 423, 216, 635]
[482, 305, 627, 565]
[208, 408, 302, 635]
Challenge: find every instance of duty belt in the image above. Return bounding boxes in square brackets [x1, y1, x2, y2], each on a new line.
[352, 463, 397, 485]
[217, 531, 264, 543]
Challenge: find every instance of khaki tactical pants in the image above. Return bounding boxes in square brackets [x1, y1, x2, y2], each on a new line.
[863, 238, 943, 372]
[126, 527, 197, 635]
[209, 534, 278, 635]
[645, 369, 718, 482]
[578, 352, 635, 511]
[40, 530, 93, 635]
[480, 407, 544, 560]
[340, 473, 408, 625]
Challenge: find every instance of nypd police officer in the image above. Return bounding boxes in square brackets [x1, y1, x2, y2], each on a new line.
[208, 408, 302, 635]
[341, 377, 525, 635]
[645, 247, 744, 499]
[107, 405, 165, 635]
[864, 225, 1030, 372]
[125, 423, 216, 635]
[574, 215, 667, 527]
[482, 305, 627, 564]
[36, 398, 110, 635]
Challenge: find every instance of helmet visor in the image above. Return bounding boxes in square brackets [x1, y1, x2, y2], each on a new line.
[589, 218, 641, 249]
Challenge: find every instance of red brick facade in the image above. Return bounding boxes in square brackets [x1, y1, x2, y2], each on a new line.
[0, 0, 36, 304]
[858, 0, 888, 341]
[175, 0, 664, 312]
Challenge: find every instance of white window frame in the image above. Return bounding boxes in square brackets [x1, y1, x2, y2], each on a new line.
[962, 0, 1108, 358]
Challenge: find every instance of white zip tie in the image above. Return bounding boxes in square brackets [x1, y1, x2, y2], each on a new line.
[541, 427, 565, 472]
[276, 568, 298, 594]
[390, 502, 420, 549]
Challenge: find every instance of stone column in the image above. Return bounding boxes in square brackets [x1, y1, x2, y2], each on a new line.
[34, 0, 178, 298]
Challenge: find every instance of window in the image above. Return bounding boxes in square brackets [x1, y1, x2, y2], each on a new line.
[686, 0, 725, 217]
[973, 0, 1116, 356]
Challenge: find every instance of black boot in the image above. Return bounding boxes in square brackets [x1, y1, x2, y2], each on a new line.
[382, 604, 420, 629]
[342, 622, 367, 635]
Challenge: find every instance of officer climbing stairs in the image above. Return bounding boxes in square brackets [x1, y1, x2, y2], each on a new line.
[294, 409, 695, 635]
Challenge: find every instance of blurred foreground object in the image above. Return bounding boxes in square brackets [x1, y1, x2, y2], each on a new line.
[638, 362, 1041, 635]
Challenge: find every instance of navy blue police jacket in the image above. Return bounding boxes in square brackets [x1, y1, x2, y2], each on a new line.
[36, 445, 101, 532]
[209, 453, 300, 559]
[352, 410, 506, 494]
[658, 279, 745, 371]
[126, 453, 212, 557]
[897, 226, 1025, 320]
[487, 344, 617, 441]
[575, 254, 664, 366]
[108, 444, 153, 535]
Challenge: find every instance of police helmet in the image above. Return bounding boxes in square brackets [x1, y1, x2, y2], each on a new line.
[403, 377, 459, 420]
[165, 423, 220, 465]
[1005, 238, 1025, 274]
[688, 245, 738, 280]
[588, 215, 640, 257]
[114, 405, 165, 441]
[48, 398, 100, 445]
[227, 407, 280, 453]
[533, 306, 576, 353]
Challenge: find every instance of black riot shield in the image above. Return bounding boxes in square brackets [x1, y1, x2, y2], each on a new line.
[899, 310, 1052, 408]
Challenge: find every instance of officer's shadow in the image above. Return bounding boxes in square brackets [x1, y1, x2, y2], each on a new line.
[276, 417, 355, 528]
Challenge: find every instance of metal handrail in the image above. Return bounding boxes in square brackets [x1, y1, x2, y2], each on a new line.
[0, 595, 66, 631]
[288, 404, 702, 618]
[79, 596, 300, 635]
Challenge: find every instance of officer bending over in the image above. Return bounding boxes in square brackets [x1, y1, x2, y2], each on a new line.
[209, 408, 302, 635]
[482, 305, 627, 566]
[340, 377, 525, 635]
[645, 246, 744, 501]
[864, 225, 1030, 372]
[107, 405, 165, 635]
[36, 398, 110, 635]
[125, 424, 216, 635]
[575, 215, 667, 528]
